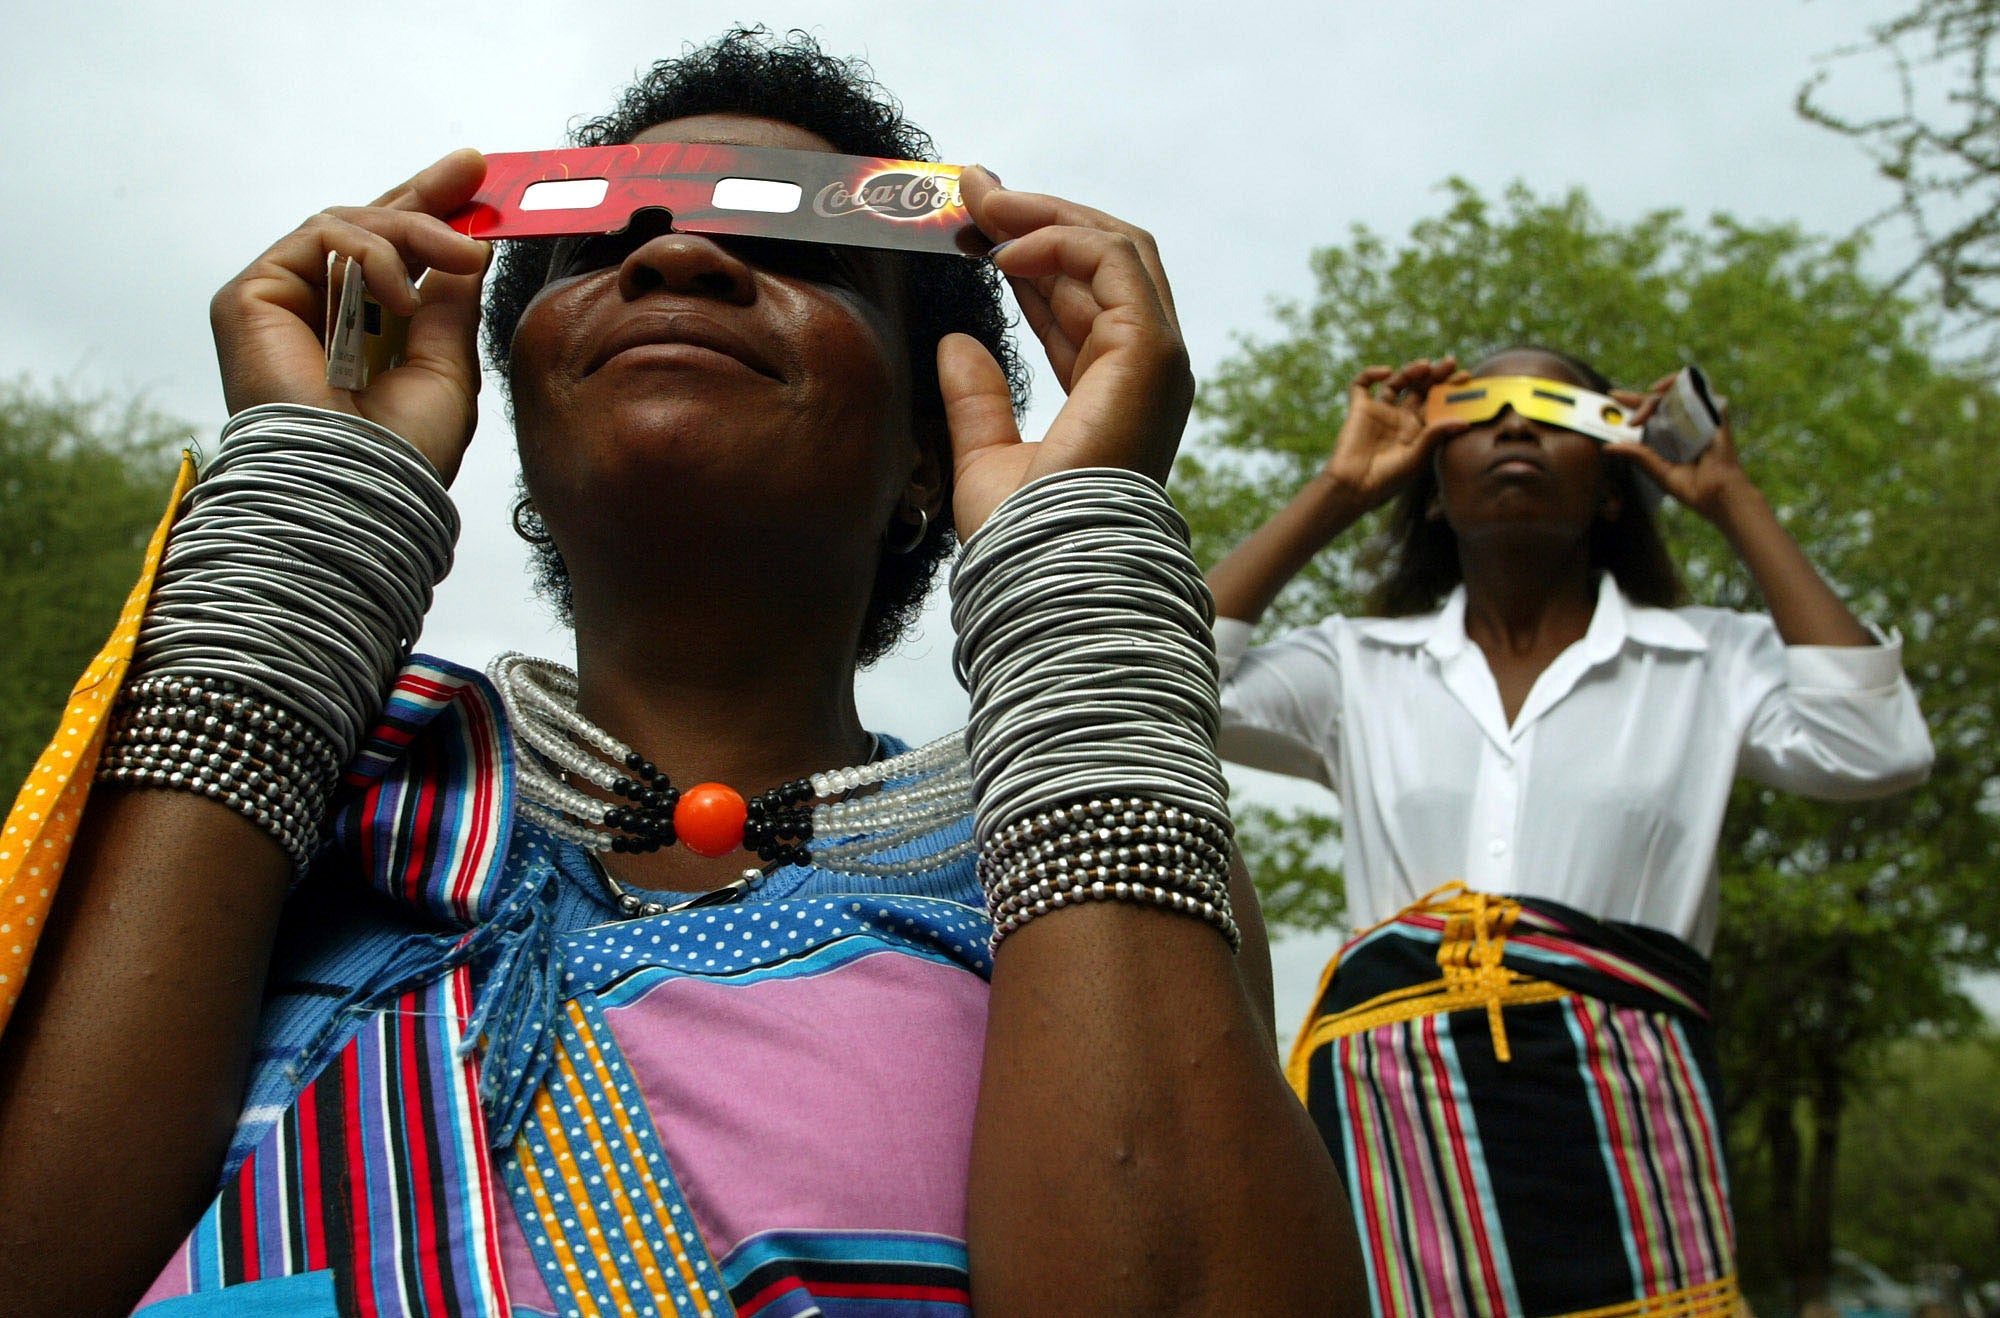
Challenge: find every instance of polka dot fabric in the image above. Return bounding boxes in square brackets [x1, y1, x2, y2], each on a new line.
[0, 457, 196, 1032]
[565, 892, 996, 1003]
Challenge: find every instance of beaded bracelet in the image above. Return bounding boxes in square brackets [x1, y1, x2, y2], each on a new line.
[987, 861, 1241, 950]
[981, 819, 1234, 884]
[979, 824, 1234, 909]
[984, 841, 1233, 900]
[113, 675, 345, 777]
[988, 870, 1235, 934]
[98, 678, 341, 869]
[979, 797, 1233, 869]
[977, 795, 1240, 949]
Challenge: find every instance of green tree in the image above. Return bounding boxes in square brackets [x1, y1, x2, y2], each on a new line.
[0, 378, 185, 792]
[1178, 181, 2000, 1309]
[1831, 1031, 2000, 1291]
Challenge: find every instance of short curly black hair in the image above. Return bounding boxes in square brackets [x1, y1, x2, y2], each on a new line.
[484, 28, 1028, 666]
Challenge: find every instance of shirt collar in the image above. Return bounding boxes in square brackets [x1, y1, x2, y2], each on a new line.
[1354, 589, 1467, 656]
[1355, 575, 1708, 657]
[1610, 575, 1709, 654]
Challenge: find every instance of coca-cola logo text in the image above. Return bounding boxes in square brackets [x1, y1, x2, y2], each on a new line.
[812, 171, 960, 222]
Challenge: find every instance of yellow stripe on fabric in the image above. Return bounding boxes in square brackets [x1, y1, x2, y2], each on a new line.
[516, 1089, 608, 1318]
[1556, 1274, 1740, 1317]
[1283, 881, 1473, 1089]
[1660, 1019, 1735, 1271]
[0, 456, 197, 1032]
[563, 1001, 716, 1317]
[542, 1058, 646, 1318]
[1624, 1016, 1701, 1290]
[1413, 1012, 1502, 1314]
[552, 1003, 701, 1317]
[1582, 999, 1675, 1294]
[531, 1084, 642, 1318]
[1338, 1033, 1421, 1318]
[1287, 977, 1574, 1097]
[1284, 938, 1347, 1086]
[1287, 883, 1533, 1091]
[1402, 1017, 1479, 1317]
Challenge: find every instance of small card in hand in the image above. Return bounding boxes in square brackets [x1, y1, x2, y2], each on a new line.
[323, 253, 408, 392]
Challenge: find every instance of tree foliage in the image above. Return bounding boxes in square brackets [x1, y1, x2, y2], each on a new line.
[0, 378, 185, 792]
[1800, 0, 2000, 370]
[1738, 1029, 2000, 1308]
[1833, 1030, 2000, 1282]
[1179, 181, 2000, 1304]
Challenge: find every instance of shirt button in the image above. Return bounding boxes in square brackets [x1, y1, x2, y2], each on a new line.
[1489, 837, 1508, 857]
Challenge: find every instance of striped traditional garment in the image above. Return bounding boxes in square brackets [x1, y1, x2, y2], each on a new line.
[1289, 884, 1740, 1318]
[127, 658, 993, 1317]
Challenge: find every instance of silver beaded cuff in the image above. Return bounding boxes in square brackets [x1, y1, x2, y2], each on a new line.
[97, 676, 342, 870]
[977, 796, 1240, 950]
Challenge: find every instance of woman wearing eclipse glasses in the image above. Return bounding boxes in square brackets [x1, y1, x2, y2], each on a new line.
[1207, 346, 1933, 1317]
[0, 31, 1359, 1317]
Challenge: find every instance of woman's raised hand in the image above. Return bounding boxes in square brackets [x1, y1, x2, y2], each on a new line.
[1605, 376, 1758, 524]
[209, 150, 493, 483]
[937, 166, 1195, 538]
[1322, 358, 1466, 510]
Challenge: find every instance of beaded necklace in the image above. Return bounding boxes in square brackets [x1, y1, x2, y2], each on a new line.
[490, 653, 975, 912]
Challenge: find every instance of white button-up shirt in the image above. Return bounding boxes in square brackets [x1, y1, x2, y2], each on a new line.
[1216, 575, 1934, 952]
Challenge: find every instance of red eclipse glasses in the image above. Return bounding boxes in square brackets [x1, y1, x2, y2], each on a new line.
[446, 143, 991, 257]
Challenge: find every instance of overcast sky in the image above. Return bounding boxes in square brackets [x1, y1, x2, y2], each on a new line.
[2, 0, 1937, 1032]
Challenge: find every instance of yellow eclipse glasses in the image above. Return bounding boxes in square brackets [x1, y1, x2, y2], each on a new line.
[1424, 376, 1640, 445]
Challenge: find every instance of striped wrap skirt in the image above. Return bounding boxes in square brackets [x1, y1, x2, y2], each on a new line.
[1289, 885, 1741, 1318]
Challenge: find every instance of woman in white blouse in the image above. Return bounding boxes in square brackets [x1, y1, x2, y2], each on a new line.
[1207, 345, 1932, 1318]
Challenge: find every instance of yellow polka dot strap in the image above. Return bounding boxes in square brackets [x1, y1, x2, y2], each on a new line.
[0, 455, 197, 1032]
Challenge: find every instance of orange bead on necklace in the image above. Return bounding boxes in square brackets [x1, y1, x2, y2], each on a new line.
[675, 783, 751, 858]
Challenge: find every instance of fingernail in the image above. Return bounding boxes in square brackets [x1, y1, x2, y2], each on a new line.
[986, 238, 1015, 262]
[976, 164, 1004, 188]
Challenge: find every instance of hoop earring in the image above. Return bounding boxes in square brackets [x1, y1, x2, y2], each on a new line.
[512, 497, 554, 547]
[885, 506, 929, 556]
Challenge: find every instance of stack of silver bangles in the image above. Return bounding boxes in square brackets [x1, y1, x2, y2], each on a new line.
[97, 404, 458, 872]
[950, 467, 1238, 951]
